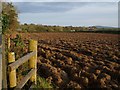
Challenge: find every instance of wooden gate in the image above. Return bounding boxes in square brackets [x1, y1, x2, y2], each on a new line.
[7, 39, 37, 89]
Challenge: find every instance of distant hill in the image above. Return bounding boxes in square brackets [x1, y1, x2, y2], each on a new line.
[95, 26, 117, 29]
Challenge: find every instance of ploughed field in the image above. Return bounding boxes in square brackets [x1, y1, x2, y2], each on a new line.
[17, 33, 120, 89]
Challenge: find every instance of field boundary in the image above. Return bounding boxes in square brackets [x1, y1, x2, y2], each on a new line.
[7, 39, 37, 89]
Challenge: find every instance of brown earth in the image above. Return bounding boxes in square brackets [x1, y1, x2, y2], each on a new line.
[9, 32, 120, 89]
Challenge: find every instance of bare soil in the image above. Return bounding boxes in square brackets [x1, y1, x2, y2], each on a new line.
[10, 32, 120, 89]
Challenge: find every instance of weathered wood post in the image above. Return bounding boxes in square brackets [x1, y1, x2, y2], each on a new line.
[0, 46, 1, 90]
[8, 52, 17, 88]
[2, 35, 7, 88]
[29, 40, 37, 84]
[8, 38, 10, 50]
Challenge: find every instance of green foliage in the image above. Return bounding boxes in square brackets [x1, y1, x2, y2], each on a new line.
[11, 34, 24, 48]
[19, 23, 119, 34]
[10, 34, 26, 60]
[1, 13, 9, 34]
[33, 75, 53, 89]
[19, 24, 97, 33]
[2, 2, 19, 34]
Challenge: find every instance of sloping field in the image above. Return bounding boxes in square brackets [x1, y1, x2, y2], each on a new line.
[10, 32, 120, 89]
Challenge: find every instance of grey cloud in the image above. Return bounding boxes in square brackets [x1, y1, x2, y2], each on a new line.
[15, 2, 117, 27]
[13, 2, 116, 13]
[13, 2, 89, 13]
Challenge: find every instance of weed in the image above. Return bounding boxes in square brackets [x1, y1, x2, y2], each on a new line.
[32, 75, 54, 89]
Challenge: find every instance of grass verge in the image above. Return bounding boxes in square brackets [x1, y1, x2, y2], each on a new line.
[32, 75, 54, 89]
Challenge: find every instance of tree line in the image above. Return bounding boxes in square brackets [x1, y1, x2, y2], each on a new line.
[19, 23, 98, 33]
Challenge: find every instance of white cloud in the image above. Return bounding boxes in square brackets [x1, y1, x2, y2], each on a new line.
[68, 3, 118, 15]
[19, 12, 118, 27]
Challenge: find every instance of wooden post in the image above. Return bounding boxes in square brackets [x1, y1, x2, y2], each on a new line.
[2, 35, 7, 88]
[8, 38, 10, 50]
[29, 40, 37, 84]
[8, 52, 16, 88]
[0, 54, 2, 90]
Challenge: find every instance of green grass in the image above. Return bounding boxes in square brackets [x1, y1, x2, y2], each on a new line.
[32, 75, 54, 89]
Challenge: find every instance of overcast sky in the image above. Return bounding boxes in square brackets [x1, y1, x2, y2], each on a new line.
[5, 0, 119, 27]
[5, 0, 120, 2]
